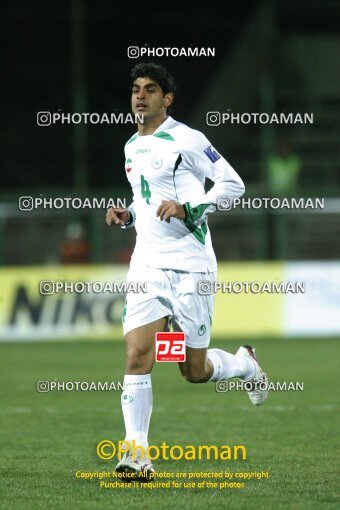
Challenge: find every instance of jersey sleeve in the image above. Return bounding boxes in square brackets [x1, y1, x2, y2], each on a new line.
[181, 129, 245, 225]
[120, 201, 136, 229]
[121, 141, 137, 229]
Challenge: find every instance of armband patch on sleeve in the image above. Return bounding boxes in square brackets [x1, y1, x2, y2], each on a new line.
[203, 145, 221, 163]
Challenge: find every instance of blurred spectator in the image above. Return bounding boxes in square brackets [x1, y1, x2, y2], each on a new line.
[267, 139, 301, 195]
[117, 246, 134, 263]
[60, 222, 90, 264]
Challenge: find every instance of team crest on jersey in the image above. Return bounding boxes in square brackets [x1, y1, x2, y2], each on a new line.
[125, 158, 132, 173]
[151, 155, 163, 169]
[204, 145, 221, 163]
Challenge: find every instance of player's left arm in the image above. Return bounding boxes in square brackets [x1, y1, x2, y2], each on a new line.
[180, 131, 245, 225]
[156, 130, 245, 224]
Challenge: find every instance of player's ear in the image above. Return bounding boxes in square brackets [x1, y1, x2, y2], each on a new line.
[164, 93, 173, 108]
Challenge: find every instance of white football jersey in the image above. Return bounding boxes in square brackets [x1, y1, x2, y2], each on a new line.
[122, 116, 245, 272]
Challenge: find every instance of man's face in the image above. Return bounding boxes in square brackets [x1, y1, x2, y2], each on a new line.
[131, 77, 173, 121]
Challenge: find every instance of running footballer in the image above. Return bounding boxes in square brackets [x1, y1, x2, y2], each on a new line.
[106, 62, 269, 478]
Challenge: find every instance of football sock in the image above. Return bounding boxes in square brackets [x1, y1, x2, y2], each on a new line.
[121, 374, 152, 451]
[207, 348, 255, 382]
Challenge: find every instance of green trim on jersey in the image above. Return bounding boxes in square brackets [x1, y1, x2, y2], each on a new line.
[126, 130, 174, 145]
[183, 202, 210, 245]
[172, 154, 182, 202]
[126, 133, 139, 145]
[183, 202, 211, 223]
[153, 131, 175, 141]
[184, 220, 208, 245]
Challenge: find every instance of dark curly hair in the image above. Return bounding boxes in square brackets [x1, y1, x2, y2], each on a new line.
[131, 62, 177, 97]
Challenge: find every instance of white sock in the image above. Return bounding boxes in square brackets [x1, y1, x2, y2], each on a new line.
[121, 374, 152, 450]
[207, 348, 255, 382]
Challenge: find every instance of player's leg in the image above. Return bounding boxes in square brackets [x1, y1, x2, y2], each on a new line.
[178, 345, 254, 383]
[172, 270, 254, 382]
[117, 317, 167, 477]
[116, 262, 172, 477]
[124, 317, 167, 374]
[178, 346, 212, 382]
[172, 270, 268, 403]
[179, 344, 268, 406]
[122, 317, 167, 448]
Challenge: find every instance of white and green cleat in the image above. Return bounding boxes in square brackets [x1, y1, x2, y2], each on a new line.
[115, 452, 155, 481]
[235, 345, 269, 406]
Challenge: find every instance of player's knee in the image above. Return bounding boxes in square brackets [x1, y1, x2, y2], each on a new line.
[183, 368, 207, 383]
[126, 341, 151, 358]
[125, 343, 153, 371]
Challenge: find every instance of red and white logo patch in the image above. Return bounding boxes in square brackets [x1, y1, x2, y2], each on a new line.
[155, 332, 186, 362]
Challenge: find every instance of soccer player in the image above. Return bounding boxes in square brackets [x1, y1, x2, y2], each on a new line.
[106, 62, 268, 478]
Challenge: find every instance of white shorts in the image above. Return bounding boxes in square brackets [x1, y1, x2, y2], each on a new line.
[122, 261, 216, 349]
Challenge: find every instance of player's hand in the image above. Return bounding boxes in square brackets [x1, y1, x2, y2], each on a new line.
[106, 207, 130, 226]
[156, 200, 185, 223]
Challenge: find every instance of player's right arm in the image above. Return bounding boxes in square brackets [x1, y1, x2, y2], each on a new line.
[106, 207, 129, 226]
[106, 201, 136, 228]
[106, 204, 135, 228]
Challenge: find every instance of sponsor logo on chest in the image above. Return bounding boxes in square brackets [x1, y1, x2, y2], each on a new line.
[136, 148, 151, 154]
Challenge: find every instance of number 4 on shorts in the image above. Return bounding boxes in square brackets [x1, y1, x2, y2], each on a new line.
[141, 175, 151, 204]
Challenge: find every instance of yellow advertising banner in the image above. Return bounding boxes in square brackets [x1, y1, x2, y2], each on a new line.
[212, 263, 284, 337]
[0, 266, 129, 341]
[0, 263, 285, 341]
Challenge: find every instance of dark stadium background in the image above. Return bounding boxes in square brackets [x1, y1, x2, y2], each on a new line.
[2, 0, 339, 265]
[3, 1, 257, 187]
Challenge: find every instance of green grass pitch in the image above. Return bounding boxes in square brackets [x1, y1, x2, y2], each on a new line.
[0, 338, 339, 510]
